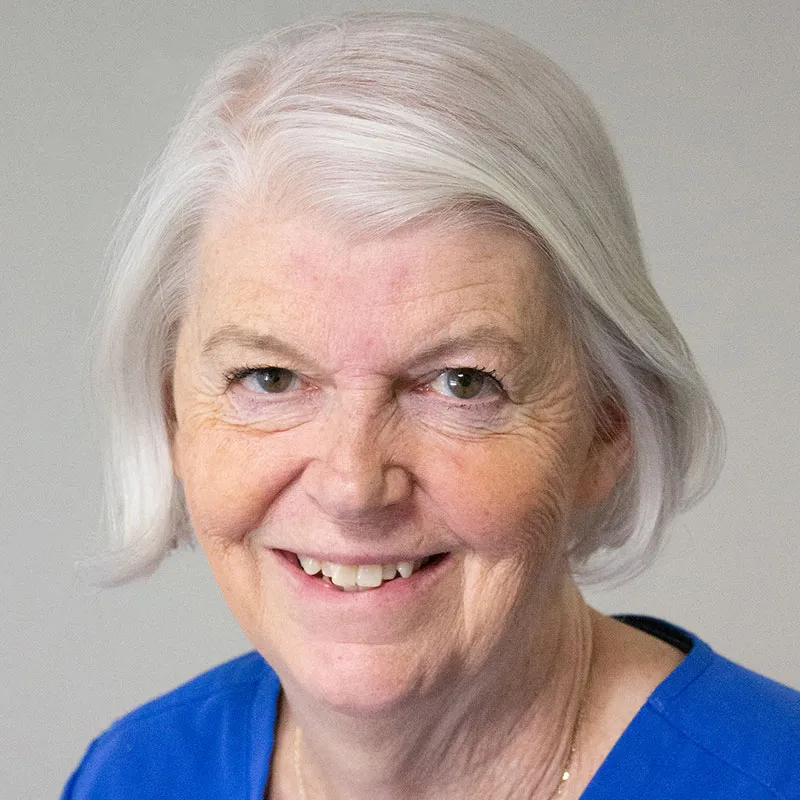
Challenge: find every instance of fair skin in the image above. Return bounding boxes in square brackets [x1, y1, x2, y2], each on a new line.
[171, 209, 683, 799]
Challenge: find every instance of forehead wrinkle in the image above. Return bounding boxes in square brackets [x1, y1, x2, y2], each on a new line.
[197, 319, 542, 383]
[191, 210, 566, 372]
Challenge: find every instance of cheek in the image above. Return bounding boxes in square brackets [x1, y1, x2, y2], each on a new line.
[175, 428, 296, 546]
[174, 429, 300, 647]
[429, 432, 580, 556]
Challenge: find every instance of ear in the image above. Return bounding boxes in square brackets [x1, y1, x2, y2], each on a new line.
[575, 395, 632, 509]
[163, 374, 183, 480]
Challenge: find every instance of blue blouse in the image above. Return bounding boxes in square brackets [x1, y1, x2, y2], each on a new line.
[62, 618, 800, 799]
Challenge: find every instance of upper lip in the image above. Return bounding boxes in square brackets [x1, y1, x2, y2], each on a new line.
[278, 548, 445, 564]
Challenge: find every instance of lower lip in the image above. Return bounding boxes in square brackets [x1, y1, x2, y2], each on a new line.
[271, 549, 452, 606]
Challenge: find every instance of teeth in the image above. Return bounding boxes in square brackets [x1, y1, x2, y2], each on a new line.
[397, 561, 415, 578]
[331, 564, 358, 589]
[298, 556, 322, 575]
[296, 555, 437, 590]
[356, 565, 384, 588]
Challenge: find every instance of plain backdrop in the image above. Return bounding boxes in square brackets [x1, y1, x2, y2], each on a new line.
[2, 0, 798, 796]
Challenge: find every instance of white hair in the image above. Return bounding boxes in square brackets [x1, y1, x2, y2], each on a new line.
[89, 12, 723, 585]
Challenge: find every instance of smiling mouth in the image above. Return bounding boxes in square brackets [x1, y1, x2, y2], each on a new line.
[293, 553, 447, 591]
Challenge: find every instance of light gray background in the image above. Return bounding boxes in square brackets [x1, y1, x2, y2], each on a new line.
[3, 0, 798, 796]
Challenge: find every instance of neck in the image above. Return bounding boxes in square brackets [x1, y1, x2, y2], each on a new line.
[273, 585, 594, 800]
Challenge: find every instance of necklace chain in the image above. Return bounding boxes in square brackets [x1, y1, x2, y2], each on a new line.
[553, 703, 581, 797]
[293, 703, 582, 800]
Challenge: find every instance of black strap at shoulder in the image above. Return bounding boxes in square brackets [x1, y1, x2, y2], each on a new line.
[614, 615, 694, 654]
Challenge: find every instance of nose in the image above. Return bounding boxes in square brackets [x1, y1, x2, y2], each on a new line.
[303, 394, 412, 522]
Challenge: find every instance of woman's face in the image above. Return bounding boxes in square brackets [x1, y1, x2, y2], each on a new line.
[171, 209, 626, 713]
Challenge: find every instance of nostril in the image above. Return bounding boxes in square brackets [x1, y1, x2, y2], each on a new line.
[303, 458, 412, 521]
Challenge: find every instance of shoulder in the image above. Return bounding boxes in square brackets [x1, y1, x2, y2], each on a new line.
[586, 616, 800, 800]
[644, 621, 800, 799]
[61, 652, 281, 799]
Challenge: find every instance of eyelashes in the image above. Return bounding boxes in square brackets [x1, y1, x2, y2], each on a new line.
[223, 364, 507, 403]
[427, 366, 505, 401]
[224, 365, 300, 394]
[223, 365, 279, 386]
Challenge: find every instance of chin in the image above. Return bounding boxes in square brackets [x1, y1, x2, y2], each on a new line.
[283, 639, 429, 717]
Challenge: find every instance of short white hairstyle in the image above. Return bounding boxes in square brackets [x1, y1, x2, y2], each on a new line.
[90, 12, 723, 585]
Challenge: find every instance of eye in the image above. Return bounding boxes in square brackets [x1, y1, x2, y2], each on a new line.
[429, 368, 501, 400]
[229, 366, 299, 394]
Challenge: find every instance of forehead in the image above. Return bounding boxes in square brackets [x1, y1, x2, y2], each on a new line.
[190, 208, 561, 353]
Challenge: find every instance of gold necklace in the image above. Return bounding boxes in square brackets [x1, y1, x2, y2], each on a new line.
[553, 701, 582, 797]
[292, 705, 583, 800]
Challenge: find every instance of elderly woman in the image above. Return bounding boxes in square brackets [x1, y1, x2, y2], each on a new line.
[63, 12, 798, 800]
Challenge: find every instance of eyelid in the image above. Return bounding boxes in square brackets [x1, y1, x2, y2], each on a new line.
[224, 366, 255, 386]
[224, 363, 291, 379]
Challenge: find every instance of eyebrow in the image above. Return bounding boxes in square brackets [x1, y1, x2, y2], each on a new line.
[201, 323, 529, 372]
[409, 326, 529, 367]
[202, 326, 315, 368]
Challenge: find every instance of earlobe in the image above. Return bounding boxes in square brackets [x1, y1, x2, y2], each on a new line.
[576, 396, 632, 509]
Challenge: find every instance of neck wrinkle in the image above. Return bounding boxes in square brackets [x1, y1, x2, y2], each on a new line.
[281, 584, 594, 800]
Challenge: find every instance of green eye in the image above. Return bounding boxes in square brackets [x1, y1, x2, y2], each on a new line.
[428, 368, 502, 401]
[445, 369, 486, 399]
[250, 367, 296, 393]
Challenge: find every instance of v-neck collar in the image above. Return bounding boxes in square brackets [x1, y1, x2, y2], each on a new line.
[246, 616, 713, 799]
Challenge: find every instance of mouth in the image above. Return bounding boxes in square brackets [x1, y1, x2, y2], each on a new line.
[289, 552, 448, 592]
